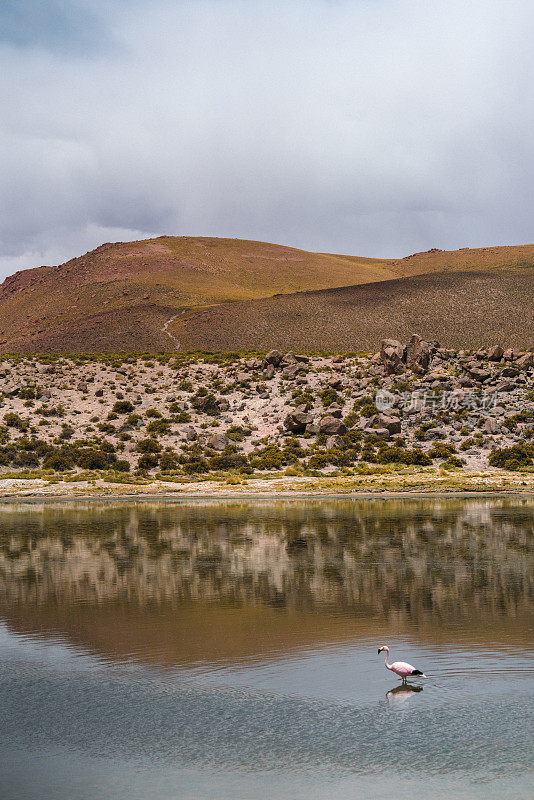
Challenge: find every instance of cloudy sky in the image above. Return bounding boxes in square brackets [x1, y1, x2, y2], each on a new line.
[1, 0, 533, 278]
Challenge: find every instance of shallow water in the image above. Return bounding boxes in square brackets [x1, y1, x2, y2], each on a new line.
[0, 497, 532, 800]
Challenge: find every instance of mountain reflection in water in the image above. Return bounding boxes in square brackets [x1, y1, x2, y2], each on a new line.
[0, 497, 532, 668]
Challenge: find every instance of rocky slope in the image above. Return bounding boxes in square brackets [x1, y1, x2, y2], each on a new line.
[0, 336, 531, 479]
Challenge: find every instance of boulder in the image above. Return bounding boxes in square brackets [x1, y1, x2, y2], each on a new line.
[378, 413, 402, 434]
[284, 407, 314, 433]
[380, 339, 405, 375]
[194, 394, 220, 414]
[488, 345, 504, 361]
[483, 418, 500, 434]
[371, 427, 391, 440]
[208, 433, 230, 451]
[281, 351, 299, 365]
[327, 405, 343, 418]
[468, 367, 491, 382]
[282, 363, 301, 378]
[319, 416, 346, 435]
[264, 364, 275, 380]
[495, 381, 516, 393]
[262, 349, 283, 367]
[515, 352, 534, 369]
[184, 426, 197, 441]
[405, 334, 431, 374]
[305, 422, 320, 435]
[327, 377, 344, 390]
[326, 434, 344, 449]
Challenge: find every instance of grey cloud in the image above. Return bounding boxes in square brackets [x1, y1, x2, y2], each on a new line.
[0, 0, 533, 278]
[0, 0, 115, 55]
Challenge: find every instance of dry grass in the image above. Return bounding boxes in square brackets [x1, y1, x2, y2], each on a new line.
[1, 237, 533, 353]
[173, 265, 534, 352]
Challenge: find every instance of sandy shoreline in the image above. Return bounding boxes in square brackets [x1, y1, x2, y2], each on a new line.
[0, 470, 532, 501]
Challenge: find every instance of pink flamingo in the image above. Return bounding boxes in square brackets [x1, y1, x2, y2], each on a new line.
[377, 645, 426, 682]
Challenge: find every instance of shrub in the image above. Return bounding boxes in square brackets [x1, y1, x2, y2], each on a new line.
[428, 443, 457, 459]
[146, 408, 162, 418]
[13, 451, 40, 467]
[76, 450, 111, 470]
[43, 451, 75, 471]
[136, 438, 162, 453]
[208, 453, 250, 470]
[59, 424, 74, 440]
[376, 447, 432, 466]
[319, 387, 341, 407]
[4, 413, 29, 431]
[503, 409, 534, 430]
[226, 425, 245, 441]
[443, 456, 464, 468]
[137, 453, 159, 470]
[291, 389, 314, 408]
[147, 419, 171, 435]
[159, 449, 180, 471]
[489, 444, 534, 469]
[112, 400, 134, 413]
[249, 445, 285, 471]
[181, 456, 209, 474]
[18, 386, 37, 400]
[171, 411, 191, 423]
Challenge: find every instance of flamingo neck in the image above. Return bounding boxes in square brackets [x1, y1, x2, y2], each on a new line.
[383, 650, 392, 670]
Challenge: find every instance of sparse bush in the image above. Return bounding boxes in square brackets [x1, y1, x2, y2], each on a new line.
[112, 400, 134, 413]
[319, 387, 341, 407]
[4, 413, 29, 431]
[136, 437, 162, 453]
[428, 443, 456, 459]
[147, 419, 171, 435]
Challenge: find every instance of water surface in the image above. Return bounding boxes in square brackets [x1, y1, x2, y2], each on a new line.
[0, 497, 532, 799]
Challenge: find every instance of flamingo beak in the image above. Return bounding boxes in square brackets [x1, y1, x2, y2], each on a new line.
[377, 648, 382, 654]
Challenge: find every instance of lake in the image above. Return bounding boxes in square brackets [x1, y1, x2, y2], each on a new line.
[0, 497, 532, 800]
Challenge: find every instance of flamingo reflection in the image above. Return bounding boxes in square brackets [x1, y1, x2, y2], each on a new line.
[386, 683, 423, 706]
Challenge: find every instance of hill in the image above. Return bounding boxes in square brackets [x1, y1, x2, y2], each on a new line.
[0, 236, 393, 353]
[0, 237, 532, 352]
[172, 265, 534, 352]
[389, 243, 534, 277]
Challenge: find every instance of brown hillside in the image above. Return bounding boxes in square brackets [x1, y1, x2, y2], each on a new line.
[390, 243, 534, 277]
[173, 266, 534, 352]
[0, 237, 533, 352]
[0, 236, 393, 352]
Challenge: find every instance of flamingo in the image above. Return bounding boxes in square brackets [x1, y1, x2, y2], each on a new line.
[377, 645, 426, 682]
